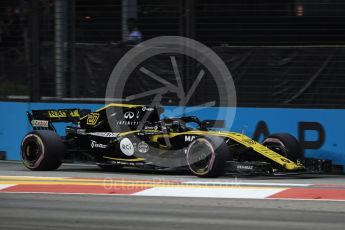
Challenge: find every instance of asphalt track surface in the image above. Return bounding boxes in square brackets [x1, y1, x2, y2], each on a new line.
[1, 161, 345, 230]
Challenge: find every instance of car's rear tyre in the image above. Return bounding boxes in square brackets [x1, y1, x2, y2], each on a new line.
[21, 130, 64, 170]
[262, 133, 303, 162]
[186, 136, 230, 178]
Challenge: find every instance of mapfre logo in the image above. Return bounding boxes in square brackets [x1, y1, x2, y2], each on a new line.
[124, 111, 135, 119]
[185, 136, 197, 142]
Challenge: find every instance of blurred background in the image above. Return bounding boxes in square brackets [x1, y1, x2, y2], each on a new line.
[1, 0, 345, 107]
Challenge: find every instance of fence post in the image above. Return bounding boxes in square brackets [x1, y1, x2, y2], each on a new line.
[55, 0, 67, 98]
[180, 0, 196, 106]
[67, 0, 77, 98]
[30, 0, 40, 101]
[122, 0, 138, 42]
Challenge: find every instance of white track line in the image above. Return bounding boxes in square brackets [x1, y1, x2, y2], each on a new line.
[183, 181, 312, 187]
[134, 187, 286, 199]
[0, 176, 68, 179]
[0, 184, 16, 190]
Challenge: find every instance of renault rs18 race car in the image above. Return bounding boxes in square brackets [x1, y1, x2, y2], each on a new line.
[21, 104, 330, 177]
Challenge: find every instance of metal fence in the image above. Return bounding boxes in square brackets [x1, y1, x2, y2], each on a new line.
[1, 0, 345, 107]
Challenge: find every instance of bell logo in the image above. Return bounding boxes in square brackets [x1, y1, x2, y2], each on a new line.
[90, 140, 107, 149]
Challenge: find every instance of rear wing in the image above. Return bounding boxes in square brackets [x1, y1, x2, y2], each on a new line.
[27, 109, 91, 131]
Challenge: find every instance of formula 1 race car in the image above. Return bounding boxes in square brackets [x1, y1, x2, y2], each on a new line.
[21, 104, 330, 177]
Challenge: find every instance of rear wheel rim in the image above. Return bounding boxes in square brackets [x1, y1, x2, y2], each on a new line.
[187, 139, 215, 175]
[25, 141, 40, 162]
[22, 135, 44, 168]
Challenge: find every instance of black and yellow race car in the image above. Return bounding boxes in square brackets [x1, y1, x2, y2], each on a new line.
[21, 104, 329, 177]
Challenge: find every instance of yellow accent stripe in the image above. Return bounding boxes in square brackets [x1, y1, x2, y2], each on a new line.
[151, 130, 303, 171]
[96, 103, 144, 112]
[80, 103, 144, 120]
[117, 130, 141, 137]
[0, 177, 286, 190]
[223, 132, 303, 170]
[0, 176, 168, 183]
[116, 130, 160, 137]
[103, 156, 145, 162]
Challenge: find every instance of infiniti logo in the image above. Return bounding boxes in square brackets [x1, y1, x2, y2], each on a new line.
[124, 111, 135, 119]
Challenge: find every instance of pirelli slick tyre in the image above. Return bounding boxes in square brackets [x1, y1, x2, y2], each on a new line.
[21, 130, 64, 171]
[186, 136, 229, 178]
[262, 133, 303, 162]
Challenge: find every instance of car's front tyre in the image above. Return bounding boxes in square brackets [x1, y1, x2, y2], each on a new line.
[21, 130, 64, 170]
[262, 133, 303, 162]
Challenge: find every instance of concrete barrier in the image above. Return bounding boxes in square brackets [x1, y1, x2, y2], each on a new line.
[1, 101, 344, 171]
